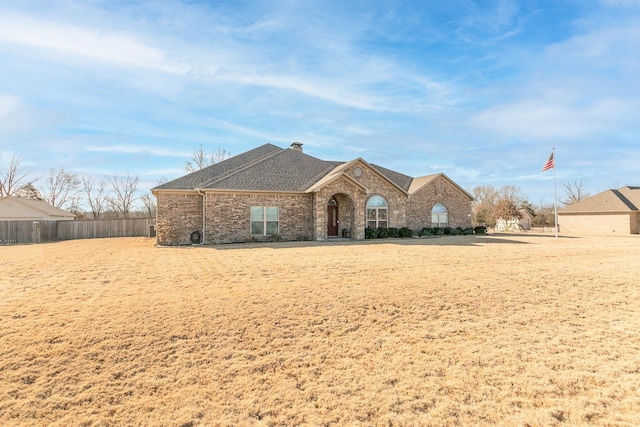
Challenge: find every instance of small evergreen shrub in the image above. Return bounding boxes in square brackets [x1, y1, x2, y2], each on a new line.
[399, 227, 413, 238]
[377, 227, 390, 239]
[444, 227, 452, 235]
[388, 227, 399, 238]
[365, 227, 376, 239]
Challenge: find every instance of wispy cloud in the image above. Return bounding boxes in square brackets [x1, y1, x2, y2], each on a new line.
[0, 14, 187, 74]
[84, 144, 189, 158]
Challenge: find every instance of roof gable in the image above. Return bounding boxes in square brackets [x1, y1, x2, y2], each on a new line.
[306, 158, 409, 195]
[0, 197, 76, 219]
[559, 186, 640, 214]
[408, 173, 474, 200]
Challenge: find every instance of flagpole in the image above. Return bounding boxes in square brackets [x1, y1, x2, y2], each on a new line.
[552, 148, 558, 239]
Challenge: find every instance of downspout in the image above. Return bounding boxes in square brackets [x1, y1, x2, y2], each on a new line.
[196, 188, 206, 245]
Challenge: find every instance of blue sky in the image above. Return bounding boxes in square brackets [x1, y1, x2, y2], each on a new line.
[1, 0, 639, 208]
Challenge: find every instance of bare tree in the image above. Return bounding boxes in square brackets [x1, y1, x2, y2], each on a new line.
[0, 153, 35, 197]
[561, 178, 590, 206]
[107, 173, 139, 217]
[82, 176, 107, 219]
[185, 145, 230, 172]
[140, 193, 156, 218]
[40, 167, 80, 209]
[498, 185, 524, 206]
[471, 185, 499, 226]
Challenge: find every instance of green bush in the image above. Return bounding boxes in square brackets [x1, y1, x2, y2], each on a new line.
[377, 227, 390, 238]
[434, 227, 444, 235]
[444, 227, 452, 235]
[365, 227, 376, 239]
[462, 227, 474, 235]
[399, 227, 413, 238]
[388, 227, 399, 238]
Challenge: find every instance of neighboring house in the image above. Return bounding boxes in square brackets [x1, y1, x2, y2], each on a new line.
[518, 209, 533, 230]
[558, 186, 640, 234]
[152, 143, 473, 245]
[495, 209, 531, 232]
[0, 197, 76, 221]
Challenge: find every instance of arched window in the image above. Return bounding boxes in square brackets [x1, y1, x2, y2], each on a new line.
[432, 203, 448, 228]
[367, 195, 388, 228]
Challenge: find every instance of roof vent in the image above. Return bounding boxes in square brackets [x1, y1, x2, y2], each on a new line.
[290, 142, 303, 153]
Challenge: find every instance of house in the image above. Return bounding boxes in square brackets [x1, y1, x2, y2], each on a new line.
[495, 209, 532, 232]
[152, 143, 473, 245]
[0, 197, 76, 221]
[558, 186, 640, 234]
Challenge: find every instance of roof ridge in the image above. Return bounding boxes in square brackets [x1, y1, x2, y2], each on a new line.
[611, 189, 638, 210]
[201, 146, 284, 188]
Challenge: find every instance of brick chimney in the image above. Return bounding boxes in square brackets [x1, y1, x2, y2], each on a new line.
[290, 142, 303, 153]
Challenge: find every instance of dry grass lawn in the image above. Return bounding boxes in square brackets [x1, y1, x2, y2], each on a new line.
[1, 234, 640, 426]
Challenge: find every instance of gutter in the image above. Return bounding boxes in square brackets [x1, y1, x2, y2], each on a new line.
[196, 188, 206, 244]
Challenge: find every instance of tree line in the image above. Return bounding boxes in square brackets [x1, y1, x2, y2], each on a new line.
[3, 144, 588, 225]
[0, 145, 230, 219]
[470, 180, 590, 228]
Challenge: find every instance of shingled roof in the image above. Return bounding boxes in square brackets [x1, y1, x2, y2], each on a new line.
[559, 186, 640, 213]
[153, 143, 466, 196]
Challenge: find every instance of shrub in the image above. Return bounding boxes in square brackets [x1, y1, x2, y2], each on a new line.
[434, 227, 444, 235]
[399, 227, 413, 238]
[444, 227, 452, 235]
[388, 227, 399, 238]
[365, 227, 377, 239]
[377, 227, 390, 239]
[462, 227, 474, 235]
[154, 218, 181, 245]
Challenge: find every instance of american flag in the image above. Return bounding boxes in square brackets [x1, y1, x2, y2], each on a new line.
[542, 152, 554, 172]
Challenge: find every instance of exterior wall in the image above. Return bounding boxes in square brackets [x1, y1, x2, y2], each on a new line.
[155, 191, 203, 245]
[205, 192, 313, 243]
[405, 176, 472, 230]
[314, 177, 366, 240]
[313, 162, 408, 240]
[559, 213, 634, 235]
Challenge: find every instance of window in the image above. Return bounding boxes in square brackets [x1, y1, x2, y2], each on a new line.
[251, 206, 279, 236]
[432, 203, 448, 227]
[367, 195, 388, 228]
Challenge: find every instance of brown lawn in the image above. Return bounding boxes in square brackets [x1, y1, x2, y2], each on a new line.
[1, 234, 640, 426]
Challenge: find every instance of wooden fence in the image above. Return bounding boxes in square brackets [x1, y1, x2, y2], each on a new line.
[0, 218, 155, 245]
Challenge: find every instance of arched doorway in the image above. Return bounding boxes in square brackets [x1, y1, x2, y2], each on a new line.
[326, 193, 355, 238]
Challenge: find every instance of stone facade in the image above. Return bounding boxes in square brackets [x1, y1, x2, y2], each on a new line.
[406, 175, 473, 230]
[155, 157, 473, 245]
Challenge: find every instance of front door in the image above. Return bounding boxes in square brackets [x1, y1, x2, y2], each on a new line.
[327, 198, 338, 237]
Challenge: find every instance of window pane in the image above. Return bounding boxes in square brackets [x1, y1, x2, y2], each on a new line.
[251, 221, 264, 235]
[367, 195, 387, 207]
[432, 214, 439, 224]
[251, 206, 264, 221]
[378, 221, 388, 228]
[367, 209, 376, 220]
[266, 206, 278, 221]
[378, 209, 388, 220]
[266, 221, 279, 235]
[432, 203, 447, 214]
[368, 221, 377, 228]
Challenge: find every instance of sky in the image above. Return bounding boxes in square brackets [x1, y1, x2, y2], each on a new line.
[1, 0, 640, 208]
